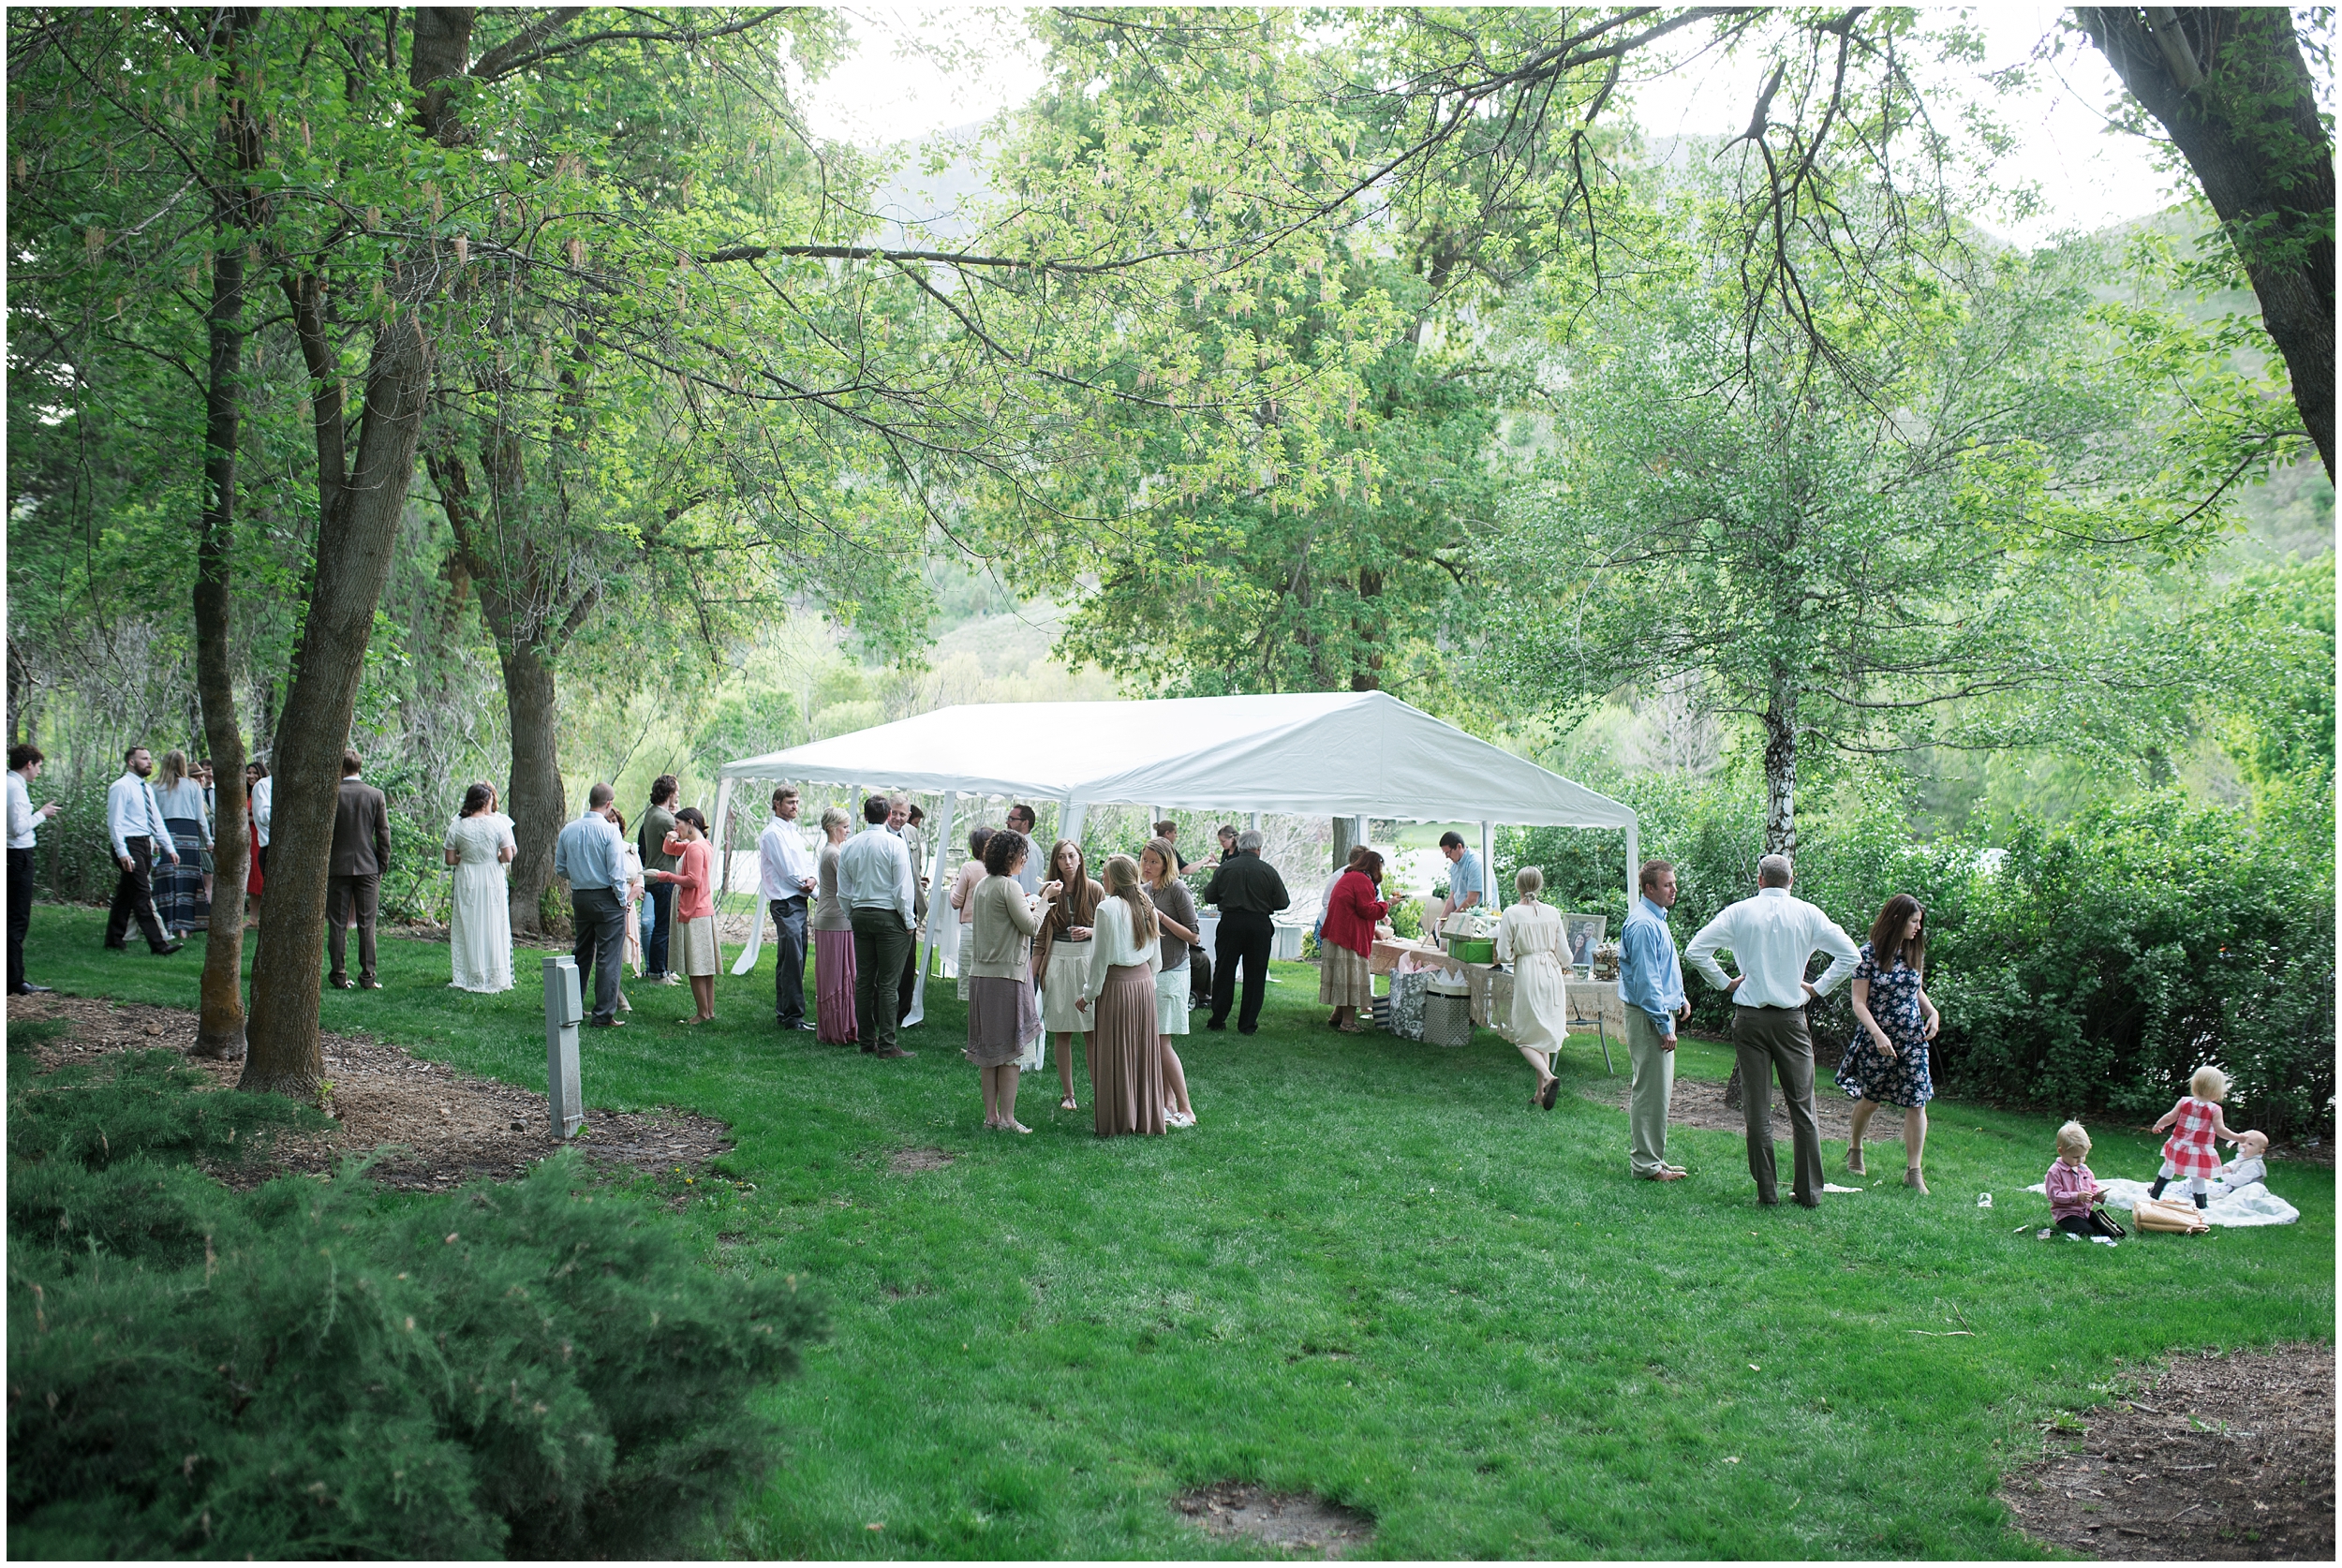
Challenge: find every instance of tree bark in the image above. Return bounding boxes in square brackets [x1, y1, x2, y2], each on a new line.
[239, 13, 473, 1099]
[190, 176, 251, 1061]
[2077, 7, 2335, 478]
[497, 635, 565, 934]
[1760, 679, 1798, 859]
[423, 444, 575, 935]
[190, 25, 263, 1061]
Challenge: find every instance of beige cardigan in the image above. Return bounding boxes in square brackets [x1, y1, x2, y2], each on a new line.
[965, 875, 1048, 981]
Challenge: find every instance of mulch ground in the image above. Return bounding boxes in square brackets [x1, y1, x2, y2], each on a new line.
[8, 992, 731, 1191]
[1998, 1343, 2335, 1561]
[1575, 1070, 1902, 1144]
[1172, 1482, 1375, 1559]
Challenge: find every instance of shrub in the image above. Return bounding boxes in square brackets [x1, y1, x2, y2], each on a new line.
[8, 1029, 823, 1559]
[1929, 788, 2335, 1138]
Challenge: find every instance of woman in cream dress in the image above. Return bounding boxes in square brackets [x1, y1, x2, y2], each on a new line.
[1495, 865, 1571, 1110]
[1075, 854, 1165, 1138]
[443, 782, 517, 993]
[1035, 838, 1104, 1113]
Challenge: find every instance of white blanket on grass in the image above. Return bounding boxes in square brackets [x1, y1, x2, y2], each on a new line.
[2023, 1176, 2299, 1227]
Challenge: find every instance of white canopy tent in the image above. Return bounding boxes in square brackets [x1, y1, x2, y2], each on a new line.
[710, 690, 1638, 1026]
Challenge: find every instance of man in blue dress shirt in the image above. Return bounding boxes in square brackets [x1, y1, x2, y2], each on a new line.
[1620, 859, 1692, 1182]
[554, 783, 628, 1027]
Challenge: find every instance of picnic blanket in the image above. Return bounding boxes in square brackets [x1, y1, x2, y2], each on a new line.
[2023, 1176, 2299, 1227]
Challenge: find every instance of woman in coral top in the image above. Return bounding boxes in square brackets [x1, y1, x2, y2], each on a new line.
[648, 807, 718, 1026]
[1319, 850, 1390, 1034]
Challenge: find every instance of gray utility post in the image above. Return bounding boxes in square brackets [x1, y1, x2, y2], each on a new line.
[542, 954, 584, 1138]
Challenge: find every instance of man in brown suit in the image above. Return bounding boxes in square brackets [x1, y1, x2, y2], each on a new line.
[328, 747, 392, 990]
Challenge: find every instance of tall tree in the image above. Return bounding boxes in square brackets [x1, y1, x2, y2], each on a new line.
[2075, 7, 2334, 479]
[1480, 244, 2222, 856]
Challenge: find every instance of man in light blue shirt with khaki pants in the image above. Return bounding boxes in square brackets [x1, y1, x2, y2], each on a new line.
[1619, 858, 1692, 1182]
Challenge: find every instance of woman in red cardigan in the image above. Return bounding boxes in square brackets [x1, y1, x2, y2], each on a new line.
[1319, 849, 1390, 1034]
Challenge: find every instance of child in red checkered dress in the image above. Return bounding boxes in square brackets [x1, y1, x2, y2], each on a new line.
[2148, 1064, 2243, 1211]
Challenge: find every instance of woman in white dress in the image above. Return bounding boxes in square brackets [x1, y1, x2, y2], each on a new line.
[443, 782, 517, 993]
[614, 806, 644, 1013]
[1495, 865, 1571, 1111]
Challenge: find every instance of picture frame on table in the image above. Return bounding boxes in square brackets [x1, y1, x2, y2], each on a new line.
[1563, 913, 1607, 976]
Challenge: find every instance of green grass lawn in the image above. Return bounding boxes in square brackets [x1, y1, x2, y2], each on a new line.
[17, 903, 2333, 1558]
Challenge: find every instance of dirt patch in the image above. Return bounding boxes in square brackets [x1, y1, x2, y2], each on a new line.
[1578, 1071, 1903, 1144]
[1174, 1482, 1374, 1559]
[1998, 1343, 2335, 1561]
[8, 993, 731, 1191]
[888, 1146, 956, 1174]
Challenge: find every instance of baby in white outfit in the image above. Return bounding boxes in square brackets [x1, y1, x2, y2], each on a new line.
[2211, 1129, 2270, 1198]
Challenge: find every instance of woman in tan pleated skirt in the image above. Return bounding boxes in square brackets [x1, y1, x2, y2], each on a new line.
[1076, 854, 1166, 1137]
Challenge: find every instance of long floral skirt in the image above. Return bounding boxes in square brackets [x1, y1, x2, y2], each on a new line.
[815, 927, 858, 1043]
[1087, 963, 1165, 1137]
[156, 819, 209, 935]
[1318, 940, 1374, 1010]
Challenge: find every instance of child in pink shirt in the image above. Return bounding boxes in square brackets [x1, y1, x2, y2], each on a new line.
[2045, 1120, 2120, 1238]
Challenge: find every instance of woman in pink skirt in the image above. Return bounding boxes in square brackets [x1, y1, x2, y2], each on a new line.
[1076, 853, 1166, 1138]
[810, 807, 857, 1043]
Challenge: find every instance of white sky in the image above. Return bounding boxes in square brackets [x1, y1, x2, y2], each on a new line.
[798, 7, 2188, 244]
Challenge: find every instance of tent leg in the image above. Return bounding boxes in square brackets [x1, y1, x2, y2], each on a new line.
[1480, 820, 1496, 911]
[1249, 811, 1261, 833]
[903, 790, 957, 1029]
[719, 779, 763, 977]
[1060, 798, 1087, 849]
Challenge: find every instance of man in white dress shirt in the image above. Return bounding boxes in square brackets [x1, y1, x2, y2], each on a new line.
[8, 744, 62, 993]
[104, 746, 183, 956]
[759, 786, 819, 1031]
[838, 792, 917, 1058]
[1682, 853, 1860, 1209]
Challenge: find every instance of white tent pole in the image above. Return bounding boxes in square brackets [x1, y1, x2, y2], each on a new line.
[1249, 811, 1261, 833]
[1624, 817, 1639, 911]
[1480, 820, 1497, 911]
[1060, 796, 1087, 848]
[724, 778, 764, 976]
[902, 789, 956, 1028]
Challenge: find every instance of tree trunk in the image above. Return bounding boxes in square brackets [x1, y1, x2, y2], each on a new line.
[240, 13, 475, 1099]
[190, 179, 250, 1061]
[240, 306, 435, 1097]
[499, 635, 566, 934]
[2077, 7, 2335, 478]
[1760, 681, 1798, 859]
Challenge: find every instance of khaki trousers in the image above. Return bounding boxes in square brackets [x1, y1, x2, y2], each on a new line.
[1734, 1003, 1824, 1206]
[1625, 1008, 1677, 1176]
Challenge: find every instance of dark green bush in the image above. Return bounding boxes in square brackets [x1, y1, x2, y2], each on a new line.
[1929, 787, 2335, 1137]
[1500, 767, 2334, 1137]
[8, 1032, 823, 1559]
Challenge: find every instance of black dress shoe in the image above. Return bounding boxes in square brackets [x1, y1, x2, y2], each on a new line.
[587, 1015, 624, 1028]
[330, 976, 356, 990]
[874, 1045, 916, 1059]
[1540, 1076, 1561, 1111]
[1238, 1025, 1258, 1035]
[152, 941, 185, 956]
[1795, 1196, 1821, 1209]
[103, 942, 128, 952]
[358, 976, 382, 990]
[13, 983, 52, 995]
[1205, 1019, 1226, 1031]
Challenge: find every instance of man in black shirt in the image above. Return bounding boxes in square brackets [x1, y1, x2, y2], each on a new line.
[1201, 830, 1288, 1034]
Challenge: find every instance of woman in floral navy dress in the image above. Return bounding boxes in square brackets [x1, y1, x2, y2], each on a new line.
[1836, 894, 1941, 1193]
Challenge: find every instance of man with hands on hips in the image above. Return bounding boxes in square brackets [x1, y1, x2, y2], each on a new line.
[1682, 853, 1860, 1209]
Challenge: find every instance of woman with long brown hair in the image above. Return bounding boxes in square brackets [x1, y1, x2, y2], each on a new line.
[1836, 893, 1942, 1192]
[1035, 837, 1103, 1113]
[1076, 852, 1165, 1137]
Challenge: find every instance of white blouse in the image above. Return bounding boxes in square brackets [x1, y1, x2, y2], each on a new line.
[1081, 894, 1161, 1004]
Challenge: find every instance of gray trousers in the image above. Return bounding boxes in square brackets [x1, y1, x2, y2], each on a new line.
[849, 904, 912, 1051]
[1625, 1008, 1677, 1176]
[1734, 1003, 1824, 1205]
[571, 885, 626, 1023]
